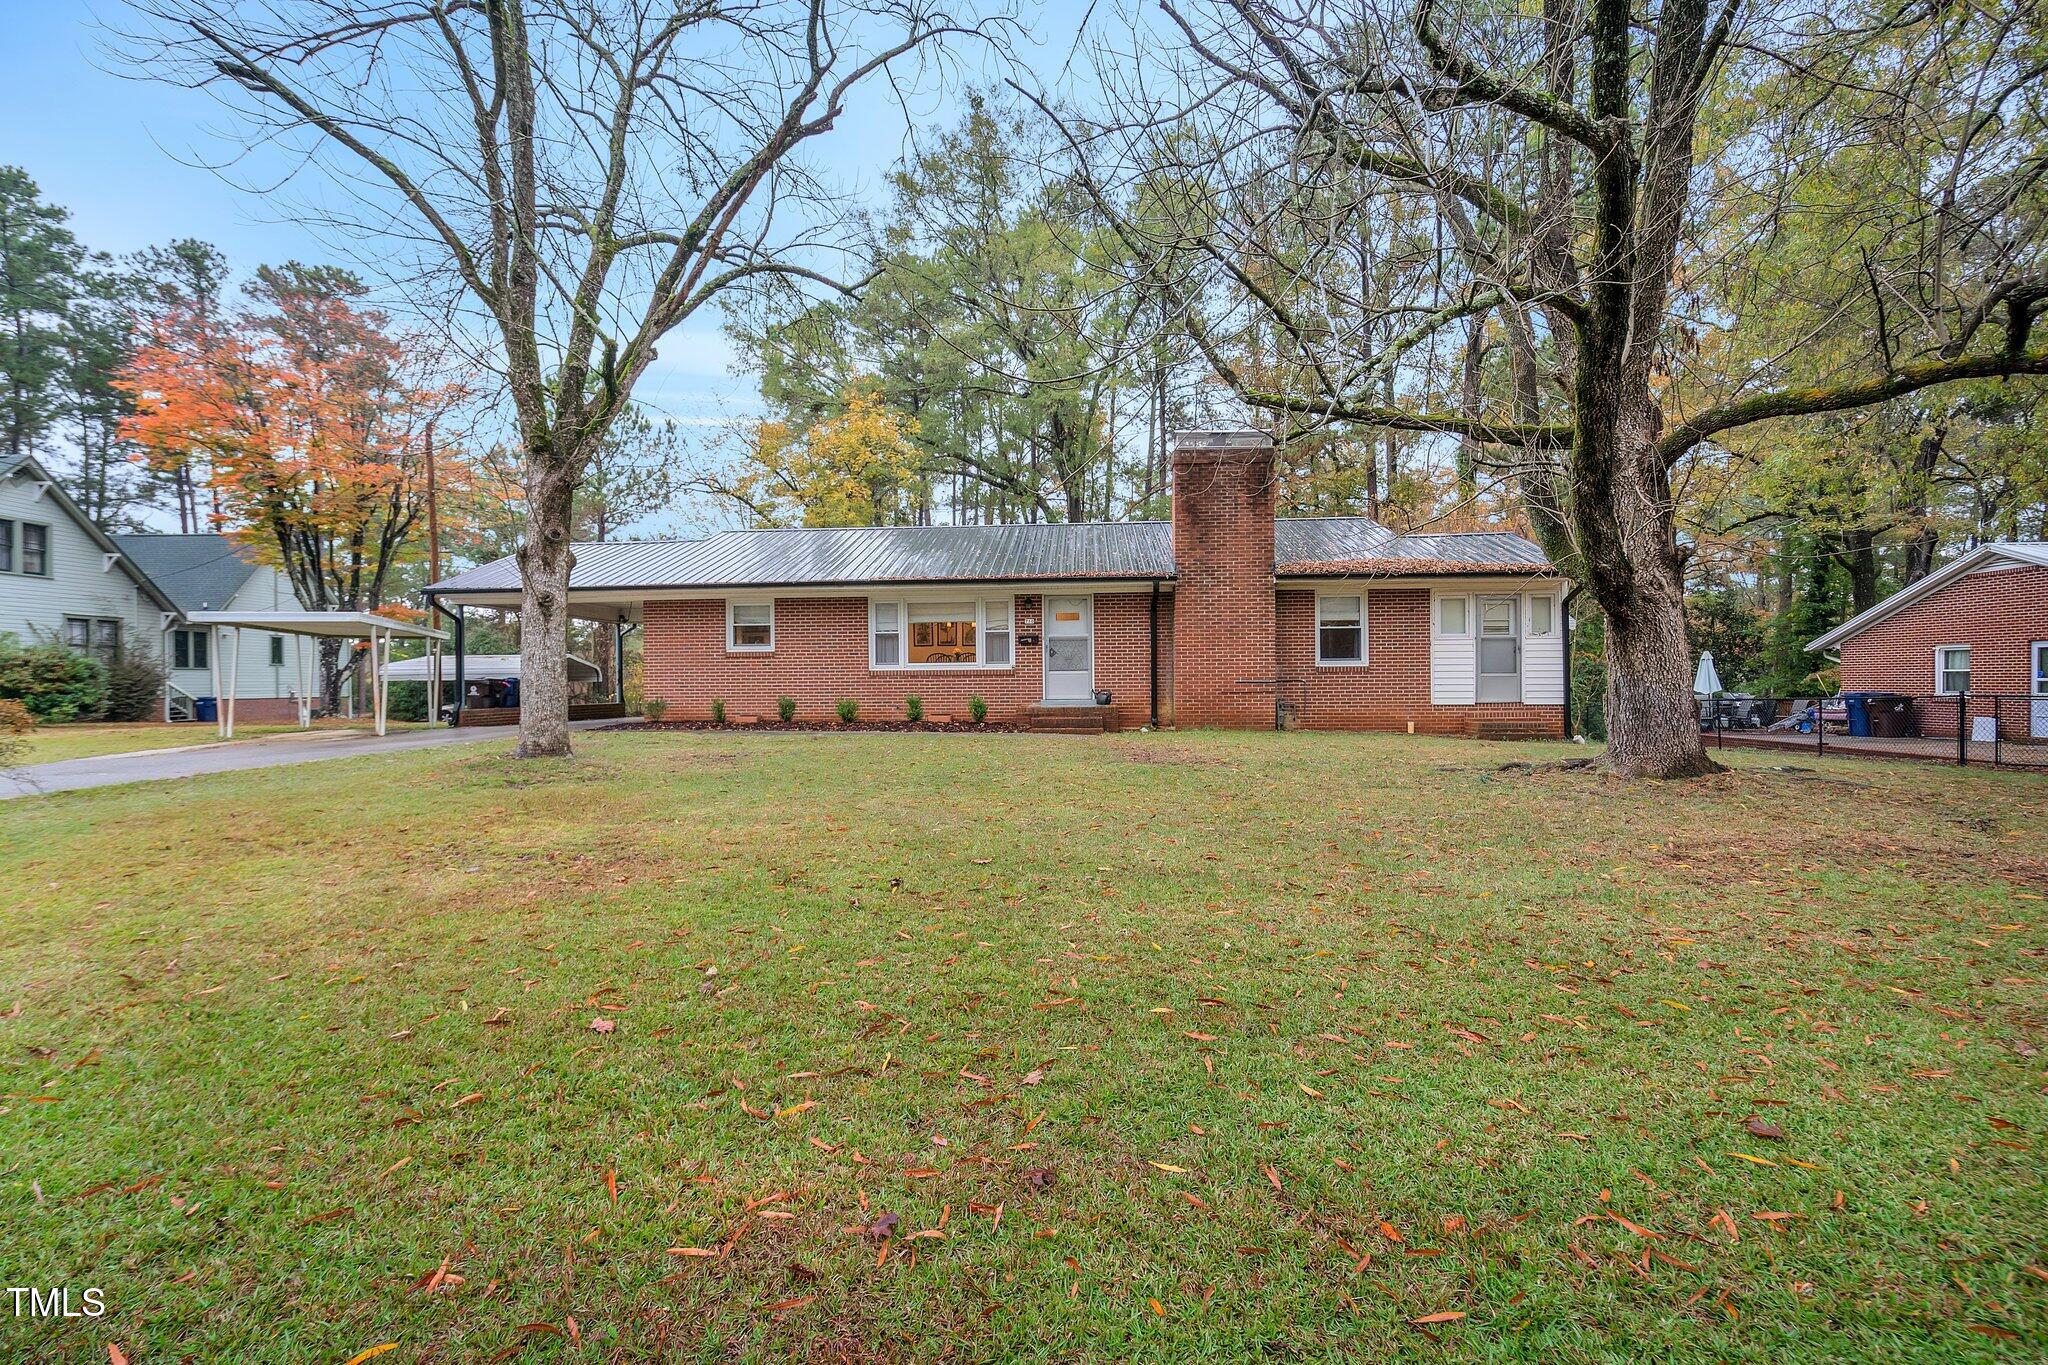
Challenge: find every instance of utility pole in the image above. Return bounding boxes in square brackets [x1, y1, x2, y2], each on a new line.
[424, 419, 442, 584]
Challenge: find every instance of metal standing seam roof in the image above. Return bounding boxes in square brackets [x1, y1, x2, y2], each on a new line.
[424, 518, 1553, 596]
[111, 534, 260, 613]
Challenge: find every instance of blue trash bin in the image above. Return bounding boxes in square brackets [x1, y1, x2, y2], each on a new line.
[194, 696, 218, 723]
[1842, 693, 1872, 737]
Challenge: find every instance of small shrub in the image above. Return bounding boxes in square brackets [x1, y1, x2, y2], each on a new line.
[387, 680, 430, 722]
[0, 697, 33, 768]
[642, 697, 668, 722]
[710, 699, 727, 725]
[777, 695, 796, 723]
[103, 645, 168, 723]
[968, 694, 987, 724]
[836, 697, 859, 724]
[0, 638, 109, 722]
[904, 694, 923, 723]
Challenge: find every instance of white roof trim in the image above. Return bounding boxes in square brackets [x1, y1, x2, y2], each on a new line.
[1807, 543, 2048, 652]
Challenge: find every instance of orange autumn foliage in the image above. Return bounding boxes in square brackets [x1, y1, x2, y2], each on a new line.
[116, 265, 478, 617]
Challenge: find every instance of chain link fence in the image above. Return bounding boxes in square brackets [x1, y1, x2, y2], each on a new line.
[1703, 692, 2048, 770]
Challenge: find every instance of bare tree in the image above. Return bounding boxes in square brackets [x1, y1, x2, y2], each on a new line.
[118, 0, 1008, 755]
[1041, 0, 2048, 776]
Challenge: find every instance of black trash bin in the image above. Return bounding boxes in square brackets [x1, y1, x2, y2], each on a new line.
[1866, 694, 1917, 738]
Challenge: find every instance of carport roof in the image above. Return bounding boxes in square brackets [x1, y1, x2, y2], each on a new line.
[183, 610, 447, 640]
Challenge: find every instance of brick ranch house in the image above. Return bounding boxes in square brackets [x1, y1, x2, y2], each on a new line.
[425, 431, 1572, 736]
[1808, 540, 2048, 740]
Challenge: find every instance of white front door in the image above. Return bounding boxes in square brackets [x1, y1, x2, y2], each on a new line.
[1043, 595, 1095, 702]
[1476, 595, 1521, 703]
[2032, 641, 2048, 739]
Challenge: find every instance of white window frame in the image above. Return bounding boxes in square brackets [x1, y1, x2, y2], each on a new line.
[1526, 592, 1559, 638]
[19, 520, 50, 576]
[726, 599, 775, 653]
[869, 595, 1016, 672]
[1433, 592, 1472, 639]
[1934, 645, 1971, 696]
[1314, 591, 1367, 667]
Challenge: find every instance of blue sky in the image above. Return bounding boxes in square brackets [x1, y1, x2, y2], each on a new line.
[3, 1, 1100, 531]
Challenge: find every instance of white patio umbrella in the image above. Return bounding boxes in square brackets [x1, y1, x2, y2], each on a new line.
[1693, 650, 1723, 697]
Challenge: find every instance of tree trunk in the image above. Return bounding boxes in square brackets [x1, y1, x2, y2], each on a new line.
[1578, 409, 1719, 779]
[515, 460, 578, 758]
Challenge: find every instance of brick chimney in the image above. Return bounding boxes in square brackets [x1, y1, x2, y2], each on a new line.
[1170, 429, 1276, 727]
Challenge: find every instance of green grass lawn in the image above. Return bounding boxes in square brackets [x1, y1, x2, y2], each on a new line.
[1, 731, 2043, 1362]
[14, 720, 424, 764]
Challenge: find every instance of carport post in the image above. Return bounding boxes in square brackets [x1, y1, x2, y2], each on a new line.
[293, 633, 310, 728]
[223, 626, 240, 739]
[373, 627, 391, 738]
[207, 624, 224, 738]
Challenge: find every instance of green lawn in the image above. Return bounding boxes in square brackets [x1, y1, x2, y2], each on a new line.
[1, 731, 2043, 1362]
[14, 720, 424, 764]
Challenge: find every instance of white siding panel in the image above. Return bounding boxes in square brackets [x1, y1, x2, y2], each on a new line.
[1521, 635, 1565, 705]
[166, 564, 311, 701]
[1430, 591, 1477, 705]
[0, 465, 159, 653]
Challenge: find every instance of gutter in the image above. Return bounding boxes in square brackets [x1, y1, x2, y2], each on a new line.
[1562, 583, 1583, 740]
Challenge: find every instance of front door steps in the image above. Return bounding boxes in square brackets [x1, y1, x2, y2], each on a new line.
[1025, 703, 1122, 735]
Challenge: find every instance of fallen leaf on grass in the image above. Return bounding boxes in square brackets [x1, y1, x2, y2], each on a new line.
[765, 1295, 816, 1313]
[589, 1017, 615, 1033]
[1726, 1151, 1777, 1167]
[1023, 1167, 1056, 1191]
[1410, 1311, 1466, 1326]
[861, 1212, 900, 1242]
[1745, 1116, 1786, 1140]
[107, 1347, 130, 1365]
[340, 1347, 398, 1365]
[668, 1247, 718, 1258]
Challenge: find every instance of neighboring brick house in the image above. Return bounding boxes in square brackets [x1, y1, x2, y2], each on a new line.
[1808, 541, 2048, 740]
[425, 431, 1571, 736]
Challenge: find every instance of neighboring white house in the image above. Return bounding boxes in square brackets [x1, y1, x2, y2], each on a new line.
[0, 452, 173, 671]
[0, 452, 311, 721]
[112, 534, 310, 721]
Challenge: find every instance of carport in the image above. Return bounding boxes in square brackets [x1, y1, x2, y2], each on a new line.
[182, 610, 449, 739]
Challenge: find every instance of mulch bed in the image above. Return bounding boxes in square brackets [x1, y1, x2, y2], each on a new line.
[615, 718, 1028, 734]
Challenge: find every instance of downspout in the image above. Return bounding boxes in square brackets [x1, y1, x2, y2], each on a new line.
[428, 594, 466, 727]
[1148, 579, 1160, 729]
[1562, 583, 1583, 740]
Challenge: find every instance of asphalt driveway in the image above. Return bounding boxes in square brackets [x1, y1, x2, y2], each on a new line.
[0, 719, 636, 799]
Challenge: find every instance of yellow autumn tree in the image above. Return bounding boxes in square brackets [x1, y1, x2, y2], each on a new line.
[723, 387, 925, 527]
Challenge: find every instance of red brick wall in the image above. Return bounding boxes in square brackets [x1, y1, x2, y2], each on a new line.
[642, 590, 1172, 730]
[1836, 563, 2047, 737]
[1171, 439, 1276, 726]
[1275, 588, 1564, 737]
